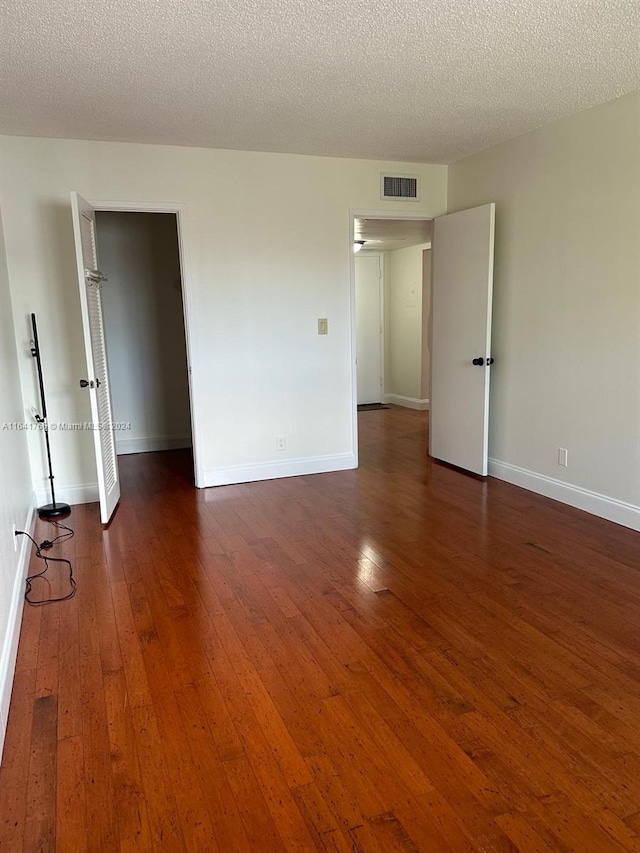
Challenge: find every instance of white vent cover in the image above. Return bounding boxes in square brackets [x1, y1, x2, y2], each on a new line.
[381, 173, 419, 201]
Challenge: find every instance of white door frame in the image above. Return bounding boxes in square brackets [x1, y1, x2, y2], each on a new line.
[349, 209, 433, 466]
[89, 199, 203, 487]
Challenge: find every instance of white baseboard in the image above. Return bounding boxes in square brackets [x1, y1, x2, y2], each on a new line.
[384, 394, 430, 411]
[36, 452, 356, 500]
[36, 482, 99, 507]
[0, 495, 37, 757]
[116, 434, 192, 455]
[203, 452, 357, 487]
[488, 458, 640, 531]
[36, 437, 193, 504]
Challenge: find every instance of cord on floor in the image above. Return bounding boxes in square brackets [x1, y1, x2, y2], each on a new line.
[15, 520, 77, 606]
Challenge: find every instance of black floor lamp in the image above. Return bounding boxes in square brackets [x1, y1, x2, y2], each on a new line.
[31, 312, 71, 520]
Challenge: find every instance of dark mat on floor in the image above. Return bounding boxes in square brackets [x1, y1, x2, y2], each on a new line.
[357, 403, 390, 411]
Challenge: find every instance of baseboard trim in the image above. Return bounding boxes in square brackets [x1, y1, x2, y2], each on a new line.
[203, 453, 357, 487]
[36, 438, 194, 504]
[116, 435, 192, 455]
[36, 482, 99, 507]
[36, 452, 357, 500]
[488, 458, 640, 531]
[0, 495, 37, 757]
[384, 394, 430, 411]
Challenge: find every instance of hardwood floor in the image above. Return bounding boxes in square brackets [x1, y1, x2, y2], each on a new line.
[2, 406, 640, 851]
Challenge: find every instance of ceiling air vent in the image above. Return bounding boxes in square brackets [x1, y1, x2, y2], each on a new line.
[381, 173, 419, 201]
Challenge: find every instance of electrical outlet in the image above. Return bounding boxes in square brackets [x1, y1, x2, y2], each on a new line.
[317, 318, 328, 335]
[12, 523, 18, 552]
[276, 435, 287, 451]
[558, 447, 568, 467]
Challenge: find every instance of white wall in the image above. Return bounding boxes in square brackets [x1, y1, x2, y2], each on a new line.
[448, 91, 640, 528]
[354, 253, 384, 405]
[0, 205, 34, 753]
[384, 242, 431, 409]
[0, 138, 447, 496]
[96, 212, 192, 455]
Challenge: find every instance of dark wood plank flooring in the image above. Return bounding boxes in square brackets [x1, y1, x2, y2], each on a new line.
[2, 406, 640, 851]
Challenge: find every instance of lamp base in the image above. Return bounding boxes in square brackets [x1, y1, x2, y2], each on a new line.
[38, 502, 71, 520]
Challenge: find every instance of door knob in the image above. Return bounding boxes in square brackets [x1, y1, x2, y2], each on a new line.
[472, 357, 484, 366]
[79, 379, 94, 388]
[487, 357, 494, 365]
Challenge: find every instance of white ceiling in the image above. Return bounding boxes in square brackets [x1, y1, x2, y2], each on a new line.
[355, 218, 432, 252]
[1, 1, 638, 164]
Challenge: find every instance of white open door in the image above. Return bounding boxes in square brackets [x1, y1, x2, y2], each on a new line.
[355, 254, 383, 404]
[430, 203, 495, 476]
[71, 192, 120, 523]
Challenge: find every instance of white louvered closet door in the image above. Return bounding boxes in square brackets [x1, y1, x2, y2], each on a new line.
[71, 192, 120, 523]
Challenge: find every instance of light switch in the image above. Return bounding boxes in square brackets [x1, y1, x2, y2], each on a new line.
[318, 318, 328, 335]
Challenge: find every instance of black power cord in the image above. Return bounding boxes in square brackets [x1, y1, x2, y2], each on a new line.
[38, 520, 74, 551]
[15, 520, 77, 606]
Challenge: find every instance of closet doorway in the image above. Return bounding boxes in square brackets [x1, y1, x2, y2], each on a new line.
[95, 211, 193, 467]
[71, 192, 200, 523]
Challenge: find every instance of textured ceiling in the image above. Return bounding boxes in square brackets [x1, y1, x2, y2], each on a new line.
[1, 0, 638, 164]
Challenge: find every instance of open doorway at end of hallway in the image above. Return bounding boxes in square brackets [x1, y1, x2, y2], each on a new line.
[353, 215, 432, 416]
